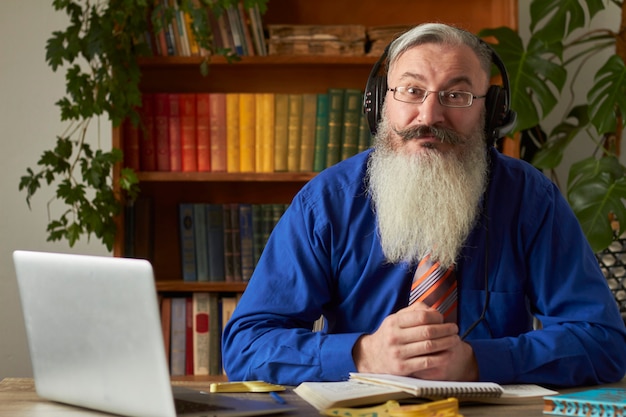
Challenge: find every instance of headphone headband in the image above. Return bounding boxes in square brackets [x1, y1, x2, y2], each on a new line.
[363, 37, 516, 146]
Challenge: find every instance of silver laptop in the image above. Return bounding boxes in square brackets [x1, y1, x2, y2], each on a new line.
[13, 250, 294, 417]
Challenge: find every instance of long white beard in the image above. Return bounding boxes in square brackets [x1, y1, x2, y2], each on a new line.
[367, 123, 488, 269]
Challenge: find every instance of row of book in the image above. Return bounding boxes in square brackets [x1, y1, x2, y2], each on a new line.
[148, 1, 266, 58]
[179, 203, 288, 283]
[123, 89, 373, 174]
[161, 292, 240, 376]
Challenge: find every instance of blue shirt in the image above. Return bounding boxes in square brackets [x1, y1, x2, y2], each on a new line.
[222, 148, 626, 386]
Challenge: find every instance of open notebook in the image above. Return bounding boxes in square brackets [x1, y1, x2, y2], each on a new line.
[13, 250, 295, 417]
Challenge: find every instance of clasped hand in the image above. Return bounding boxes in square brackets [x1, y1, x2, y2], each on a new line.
[352, 302, 478, 381]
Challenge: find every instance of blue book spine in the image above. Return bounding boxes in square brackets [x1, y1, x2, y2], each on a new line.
[179, 203, 197, 282]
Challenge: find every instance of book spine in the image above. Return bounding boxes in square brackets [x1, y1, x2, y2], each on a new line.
[168, 93, 182, 171]
[160, 297, 172, 369]
[179, 93, 198, 172]
[206, 204, 226, 282]
[239, 93, 256, 173]
[273, 93, 289, 172]
[226, 93, 241, 173]
[139, 93, 157, 171]
[193, 203, 209, 282]
[192, 292, 210, 375]
[229, 203, 243, 282]
[357, 110, 372, 153]
[208, 293, 221, 375]
[340, 89, 363, 161]
[326, 88, 345, 168]
[209, 93, 227, 172]
[313, 93, 329, 172]
[196, 93, 211, 172]
[222, 204, 235, 282]
[154, 93, 171, 171]
[255, 93, 275, 173]
[239, 204, 254, 281]
[286, 94, 303, 172]
[169, 297, 187, 376]
[185, 297, 194, 375]
[179, 203, 197, 282]
[299, 93, 318, 172]
[122, 117, 141, 171]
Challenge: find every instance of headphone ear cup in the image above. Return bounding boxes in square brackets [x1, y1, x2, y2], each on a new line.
[484, 85, 507, 146]
[364, 74, 387, 136]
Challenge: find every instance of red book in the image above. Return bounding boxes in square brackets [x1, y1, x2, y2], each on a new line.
[209, 93, 227, 172]
[179, 93, 198, 172]
[153, 93, 171, 171]
[122, 117, 140, 171]
[196, 93, 211, 172]
[139, 93, 156, 171]
[168, 93, 182, 172]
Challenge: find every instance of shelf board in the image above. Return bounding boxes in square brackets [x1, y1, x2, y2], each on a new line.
[138, 55, 379, 67]
[136, 171, 317, 183]
[156, 281, 247, 293]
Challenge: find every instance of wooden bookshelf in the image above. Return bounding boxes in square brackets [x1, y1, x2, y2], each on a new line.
[112, 0, 518, 292]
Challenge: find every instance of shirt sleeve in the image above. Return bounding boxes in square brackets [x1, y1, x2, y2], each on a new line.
[466, 158, 626, 387]
[221, 185, 364, 385]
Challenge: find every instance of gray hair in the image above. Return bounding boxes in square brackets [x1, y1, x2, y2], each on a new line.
[386, 23, 492, 78]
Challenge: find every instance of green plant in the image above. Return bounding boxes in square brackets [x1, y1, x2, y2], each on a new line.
[479, 0, 626, 252]
[19, 0, 267, 251]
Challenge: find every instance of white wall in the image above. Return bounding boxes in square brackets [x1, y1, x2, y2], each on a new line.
[0, 1, 620, 378]
[0, 1, 110, 378]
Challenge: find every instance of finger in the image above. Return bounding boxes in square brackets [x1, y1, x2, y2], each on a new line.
[396, 304, 445, 328]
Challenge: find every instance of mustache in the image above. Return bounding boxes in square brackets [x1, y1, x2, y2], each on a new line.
[393, 125, 466, 145]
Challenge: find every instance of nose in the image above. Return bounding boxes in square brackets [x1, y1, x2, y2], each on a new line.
[417, 93, 446, 126]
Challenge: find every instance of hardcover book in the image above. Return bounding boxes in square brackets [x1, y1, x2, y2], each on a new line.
[544, 388, 626, 417]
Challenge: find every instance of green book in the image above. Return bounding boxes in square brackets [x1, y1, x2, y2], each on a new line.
[313, 93, 330, 172]
[340, 89, 363, 161]
[325, 88, 345, 168]
[357, 110, 372, 153]
[299, 93, 318, 172]
[287, 94, 303, 172]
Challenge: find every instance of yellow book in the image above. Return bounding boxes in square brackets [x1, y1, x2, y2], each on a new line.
[287, 94, 303, 172]
[226, 93, 240, 173]
[299, 93, 317, 172]
[239, 93, 256, 173]
[255, 93, 275, 173]
[274, 94, 289, 172]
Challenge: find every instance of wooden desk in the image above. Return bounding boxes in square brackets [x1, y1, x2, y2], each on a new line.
[1, 377, 625, 416]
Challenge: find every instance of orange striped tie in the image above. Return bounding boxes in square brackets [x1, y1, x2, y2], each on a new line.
[409, 254, 457, 323]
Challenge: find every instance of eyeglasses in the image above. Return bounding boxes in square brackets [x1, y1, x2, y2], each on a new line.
[388, 86, 486, 108]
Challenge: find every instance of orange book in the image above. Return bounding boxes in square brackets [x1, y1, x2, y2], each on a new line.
[209, 93, 227, 172]
[239, 93, 256, 173]
[179, 93, 198, 172]
[255, 93, 275, 173]
[226, 93, 240, 173]
[196, 93, 211, 172]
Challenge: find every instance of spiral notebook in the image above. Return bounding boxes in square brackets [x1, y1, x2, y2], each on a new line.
[349, 373, 503, 398]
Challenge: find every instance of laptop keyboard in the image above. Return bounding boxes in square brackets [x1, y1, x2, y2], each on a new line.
[174, 398, 233, 413]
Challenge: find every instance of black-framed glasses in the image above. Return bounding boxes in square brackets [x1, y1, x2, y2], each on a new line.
[388, 86, 486, 108]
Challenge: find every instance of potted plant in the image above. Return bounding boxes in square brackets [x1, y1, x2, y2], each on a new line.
[479, 0, 626, 253]
[18, 0, 267, 251]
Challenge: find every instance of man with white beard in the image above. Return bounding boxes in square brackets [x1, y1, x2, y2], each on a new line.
[222, 23, 626, 387]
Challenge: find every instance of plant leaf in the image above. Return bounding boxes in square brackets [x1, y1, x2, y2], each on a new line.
[479, 27, 567, 132]
[531, 105, 589, 169]
[530, 0, 605, 42]
[567, 156, 626, 252]
[588, 55, 626, 134]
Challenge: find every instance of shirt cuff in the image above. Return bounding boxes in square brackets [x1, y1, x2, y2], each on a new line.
[320, 332, 364, 380]
[467, 338, 515, 383]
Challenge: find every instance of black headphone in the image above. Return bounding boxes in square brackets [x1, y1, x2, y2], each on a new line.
[363, 38, 516, 146]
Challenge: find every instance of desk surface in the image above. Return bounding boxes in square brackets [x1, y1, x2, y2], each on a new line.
[1, 377, 625, 416]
